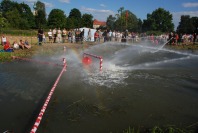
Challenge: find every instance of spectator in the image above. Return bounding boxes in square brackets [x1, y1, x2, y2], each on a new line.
[19, 40, 25, 49]
[4, 41, 14, 52]
[62, 28, 67, 43]
[1, 35, 7, 45]
[57, 28, 62, 43]
[87, 29, 92, 41]
[53, 28, 57, 43]
[68, 30, 72, 43]
[48, 29, 53, 43]
[13, 41, 19, 49]
[80, 29, 84, 44]
[193, 32, 197, 44]
[24, 40, 31, 49]
[94, 30, 99, 42]
[38, 28, 43, 45]
[43, 32, 46, 43]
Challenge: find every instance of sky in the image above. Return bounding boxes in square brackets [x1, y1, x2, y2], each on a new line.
[12, 0, 198, 29]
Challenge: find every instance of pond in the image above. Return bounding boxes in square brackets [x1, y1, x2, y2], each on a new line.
[0, 42, 198, 133]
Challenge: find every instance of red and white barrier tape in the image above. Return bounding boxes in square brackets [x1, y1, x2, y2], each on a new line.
[83, 53, 103, 71]
[30, 59, 67, 133]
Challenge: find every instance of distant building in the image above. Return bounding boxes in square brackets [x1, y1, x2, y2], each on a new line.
[93, 19, 106, 29]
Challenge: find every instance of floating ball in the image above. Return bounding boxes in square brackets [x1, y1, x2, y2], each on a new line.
[82, 56, 92, 65]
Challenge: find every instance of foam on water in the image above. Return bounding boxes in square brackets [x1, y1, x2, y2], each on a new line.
[79, 41, 198, 88]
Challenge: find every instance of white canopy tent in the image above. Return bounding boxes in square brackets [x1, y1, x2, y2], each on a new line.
[79, 27, 97, 42]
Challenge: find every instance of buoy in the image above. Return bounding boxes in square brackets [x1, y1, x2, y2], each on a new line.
[82, 56, 92, 65]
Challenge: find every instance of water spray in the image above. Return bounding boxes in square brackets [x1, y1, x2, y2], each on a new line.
[12, 56, 62, 67]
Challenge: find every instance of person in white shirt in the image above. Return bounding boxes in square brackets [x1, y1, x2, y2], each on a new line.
[48, 29, 53, 43]
[13, 41, 19, 49]
[53, 28, 57, 43]
[1, 35, 7, 45]
[57, 28, 62, 43]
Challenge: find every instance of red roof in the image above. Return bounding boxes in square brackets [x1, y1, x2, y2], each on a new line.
[93, 19, 106, 26]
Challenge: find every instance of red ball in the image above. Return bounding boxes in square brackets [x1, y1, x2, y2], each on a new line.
[82, 56, 92, 65]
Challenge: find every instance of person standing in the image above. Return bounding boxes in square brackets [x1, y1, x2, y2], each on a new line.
[53, 28, 57, 43]
[57, 28, 62, 43]
[80, 29, 85, 44]
[87, 29, 92, 41]
[62, 28, 67, 43]
[102, 30, 107, 42]
[38, 28, 43, 45]
[48, 29, 53, 43]
[193, 32, 197, 44]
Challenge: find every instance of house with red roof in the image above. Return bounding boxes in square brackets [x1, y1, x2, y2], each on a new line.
[93, 19, 106, 29]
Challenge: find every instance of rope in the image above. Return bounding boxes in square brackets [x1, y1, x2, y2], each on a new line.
[30, 59, 67, 133]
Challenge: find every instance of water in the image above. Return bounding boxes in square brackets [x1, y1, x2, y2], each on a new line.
[0, 42, 198, 133]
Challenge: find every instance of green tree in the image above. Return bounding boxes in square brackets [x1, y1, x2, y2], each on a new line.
[0, 12, 8, 28]
[191, 17, 198, 33]
[17, 3, 35, 29]
[114, 9, 139, 32]
[137, 18, 143, 32]
[81, 13, 93, 28]
[5, 8, 21, 28]
[68, 8, 82, 28]
[48, 9, 67, 28]
[106, 15, 116, 30]
[0, 0, 16, 17]
[124, 10, 139, 31]
[65, 18, 75, 29]
[177, 15, 198, 33]
[142, 8, 174, 32]
[34, 1, 47, 28]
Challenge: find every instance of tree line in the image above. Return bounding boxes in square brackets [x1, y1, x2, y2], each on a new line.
[0, 0, 197, 34]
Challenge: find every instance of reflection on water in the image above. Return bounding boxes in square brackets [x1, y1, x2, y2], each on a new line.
[0, 42, 198, 133]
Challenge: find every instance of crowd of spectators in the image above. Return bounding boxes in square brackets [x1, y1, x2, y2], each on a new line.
[167, 32, 197, 45]
[1, 29, 197, 52]
[30, 27, 195, 46]
[1, 34, 32, 52]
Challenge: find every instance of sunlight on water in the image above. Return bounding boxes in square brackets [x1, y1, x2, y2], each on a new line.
[84, 63, 128, 88]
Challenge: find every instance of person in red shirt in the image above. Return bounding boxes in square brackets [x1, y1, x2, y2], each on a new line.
[4, 41, 14, 52]
[94, 30, 99, 42]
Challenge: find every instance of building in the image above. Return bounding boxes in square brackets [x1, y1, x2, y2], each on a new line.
[93, 19, 106, 29]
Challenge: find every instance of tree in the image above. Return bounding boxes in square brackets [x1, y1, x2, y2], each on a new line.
[81, 13, 93, 28]
[48, 9, 67, 28]
[137, 19, 143, 32]
[34, 1, 47, 28]
[0, 12, 8, 28]
[142, 8, 174, 32]
[124, 10, 139, 31]
[18, 3, 35, 29]
[5, 8, 21, 28]
[65, 18, 75, 29]
[0, 0, 16, 17]
[106, 15, 116, 30]
[191, 17, 198, 33]
[68, 8, 82, 28]
[177, 15, 198, 33]
[114, 9, 139, 32]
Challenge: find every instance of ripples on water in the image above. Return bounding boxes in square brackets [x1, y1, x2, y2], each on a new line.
[1, 42, 198, 132]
